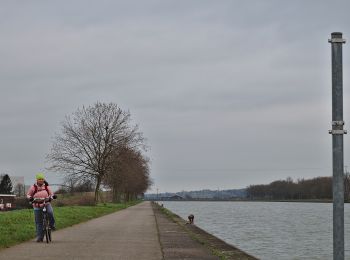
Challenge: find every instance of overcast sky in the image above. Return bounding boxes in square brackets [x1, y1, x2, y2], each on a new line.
[1, 1, 350, 193]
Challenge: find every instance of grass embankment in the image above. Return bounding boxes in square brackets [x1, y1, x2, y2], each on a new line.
[0, 201, 140, 250]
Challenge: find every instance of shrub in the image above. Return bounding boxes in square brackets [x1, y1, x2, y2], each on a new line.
[75, 196, 96, 206]
[14, 197, 32, 209]
[52, 192, 95, 207]
[55, 188, 68, 194]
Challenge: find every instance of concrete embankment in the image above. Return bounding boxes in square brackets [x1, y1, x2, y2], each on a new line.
[153, 202, 258, 260]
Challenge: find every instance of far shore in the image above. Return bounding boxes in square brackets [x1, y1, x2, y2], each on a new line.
[147, 198, 349, 203]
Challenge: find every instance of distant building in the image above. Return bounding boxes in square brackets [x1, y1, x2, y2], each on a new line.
[144, 188, 247, 201]
[170, 194, 184, 200]
[159, 194, 185, 201]
[0, 194, 16, 210]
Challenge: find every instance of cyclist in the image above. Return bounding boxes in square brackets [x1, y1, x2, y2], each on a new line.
[27, 173, 57, 242]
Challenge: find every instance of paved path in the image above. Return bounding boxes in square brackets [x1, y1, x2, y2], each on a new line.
[0, 202, 163, 260]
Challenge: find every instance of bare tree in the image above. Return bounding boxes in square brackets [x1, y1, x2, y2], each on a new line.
[13, 183, 25, 197]
[63, 176, 95, 193]
[47, 102, 145, 203]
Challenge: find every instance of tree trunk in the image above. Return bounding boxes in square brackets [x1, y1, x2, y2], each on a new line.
[112, 188, 121, 203]
[94, 177, 101, 204]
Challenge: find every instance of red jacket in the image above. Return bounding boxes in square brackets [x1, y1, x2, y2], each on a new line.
[27, 183, 53, 208]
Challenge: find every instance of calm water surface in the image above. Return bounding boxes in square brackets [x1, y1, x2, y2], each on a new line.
[160, 201, 350, 260]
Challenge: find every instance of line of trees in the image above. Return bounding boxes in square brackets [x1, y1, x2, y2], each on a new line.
[246, 174, 350, 200]
[103, 146, 151, 202]
[47, 102, 151, 203]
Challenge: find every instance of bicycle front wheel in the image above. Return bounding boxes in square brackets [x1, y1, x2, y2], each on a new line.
[48, 227, 52, 242]
[43, 216, 51, 243]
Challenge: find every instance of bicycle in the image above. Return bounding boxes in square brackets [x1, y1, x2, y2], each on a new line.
[31, 197, 55, 243]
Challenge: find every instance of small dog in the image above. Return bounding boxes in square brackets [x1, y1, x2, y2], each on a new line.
[188, 214, 194, 224]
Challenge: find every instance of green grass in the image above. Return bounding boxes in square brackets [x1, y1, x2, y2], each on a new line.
[0, 201, 140, 250]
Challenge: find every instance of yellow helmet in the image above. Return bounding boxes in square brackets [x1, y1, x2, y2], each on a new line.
[36, 173, 45, 180]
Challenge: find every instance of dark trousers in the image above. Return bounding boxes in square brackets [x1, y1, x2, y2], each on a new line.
[34, 204, 55, 238]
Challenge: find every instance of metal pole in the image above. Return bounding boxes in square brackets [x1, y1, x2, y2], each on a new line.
[328, 32, 346, 260]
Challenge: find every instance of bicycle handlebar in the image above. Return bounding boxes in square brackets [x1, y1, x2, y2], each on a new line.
[30, 196, 56, 204]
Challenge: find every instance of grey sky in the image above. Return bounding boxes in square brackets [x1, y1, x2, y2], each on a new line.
[1, 1, 349, 193]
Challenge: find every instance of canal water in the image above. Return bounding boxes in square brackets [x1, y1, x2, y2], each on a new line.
[159, 201, 350, 260]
